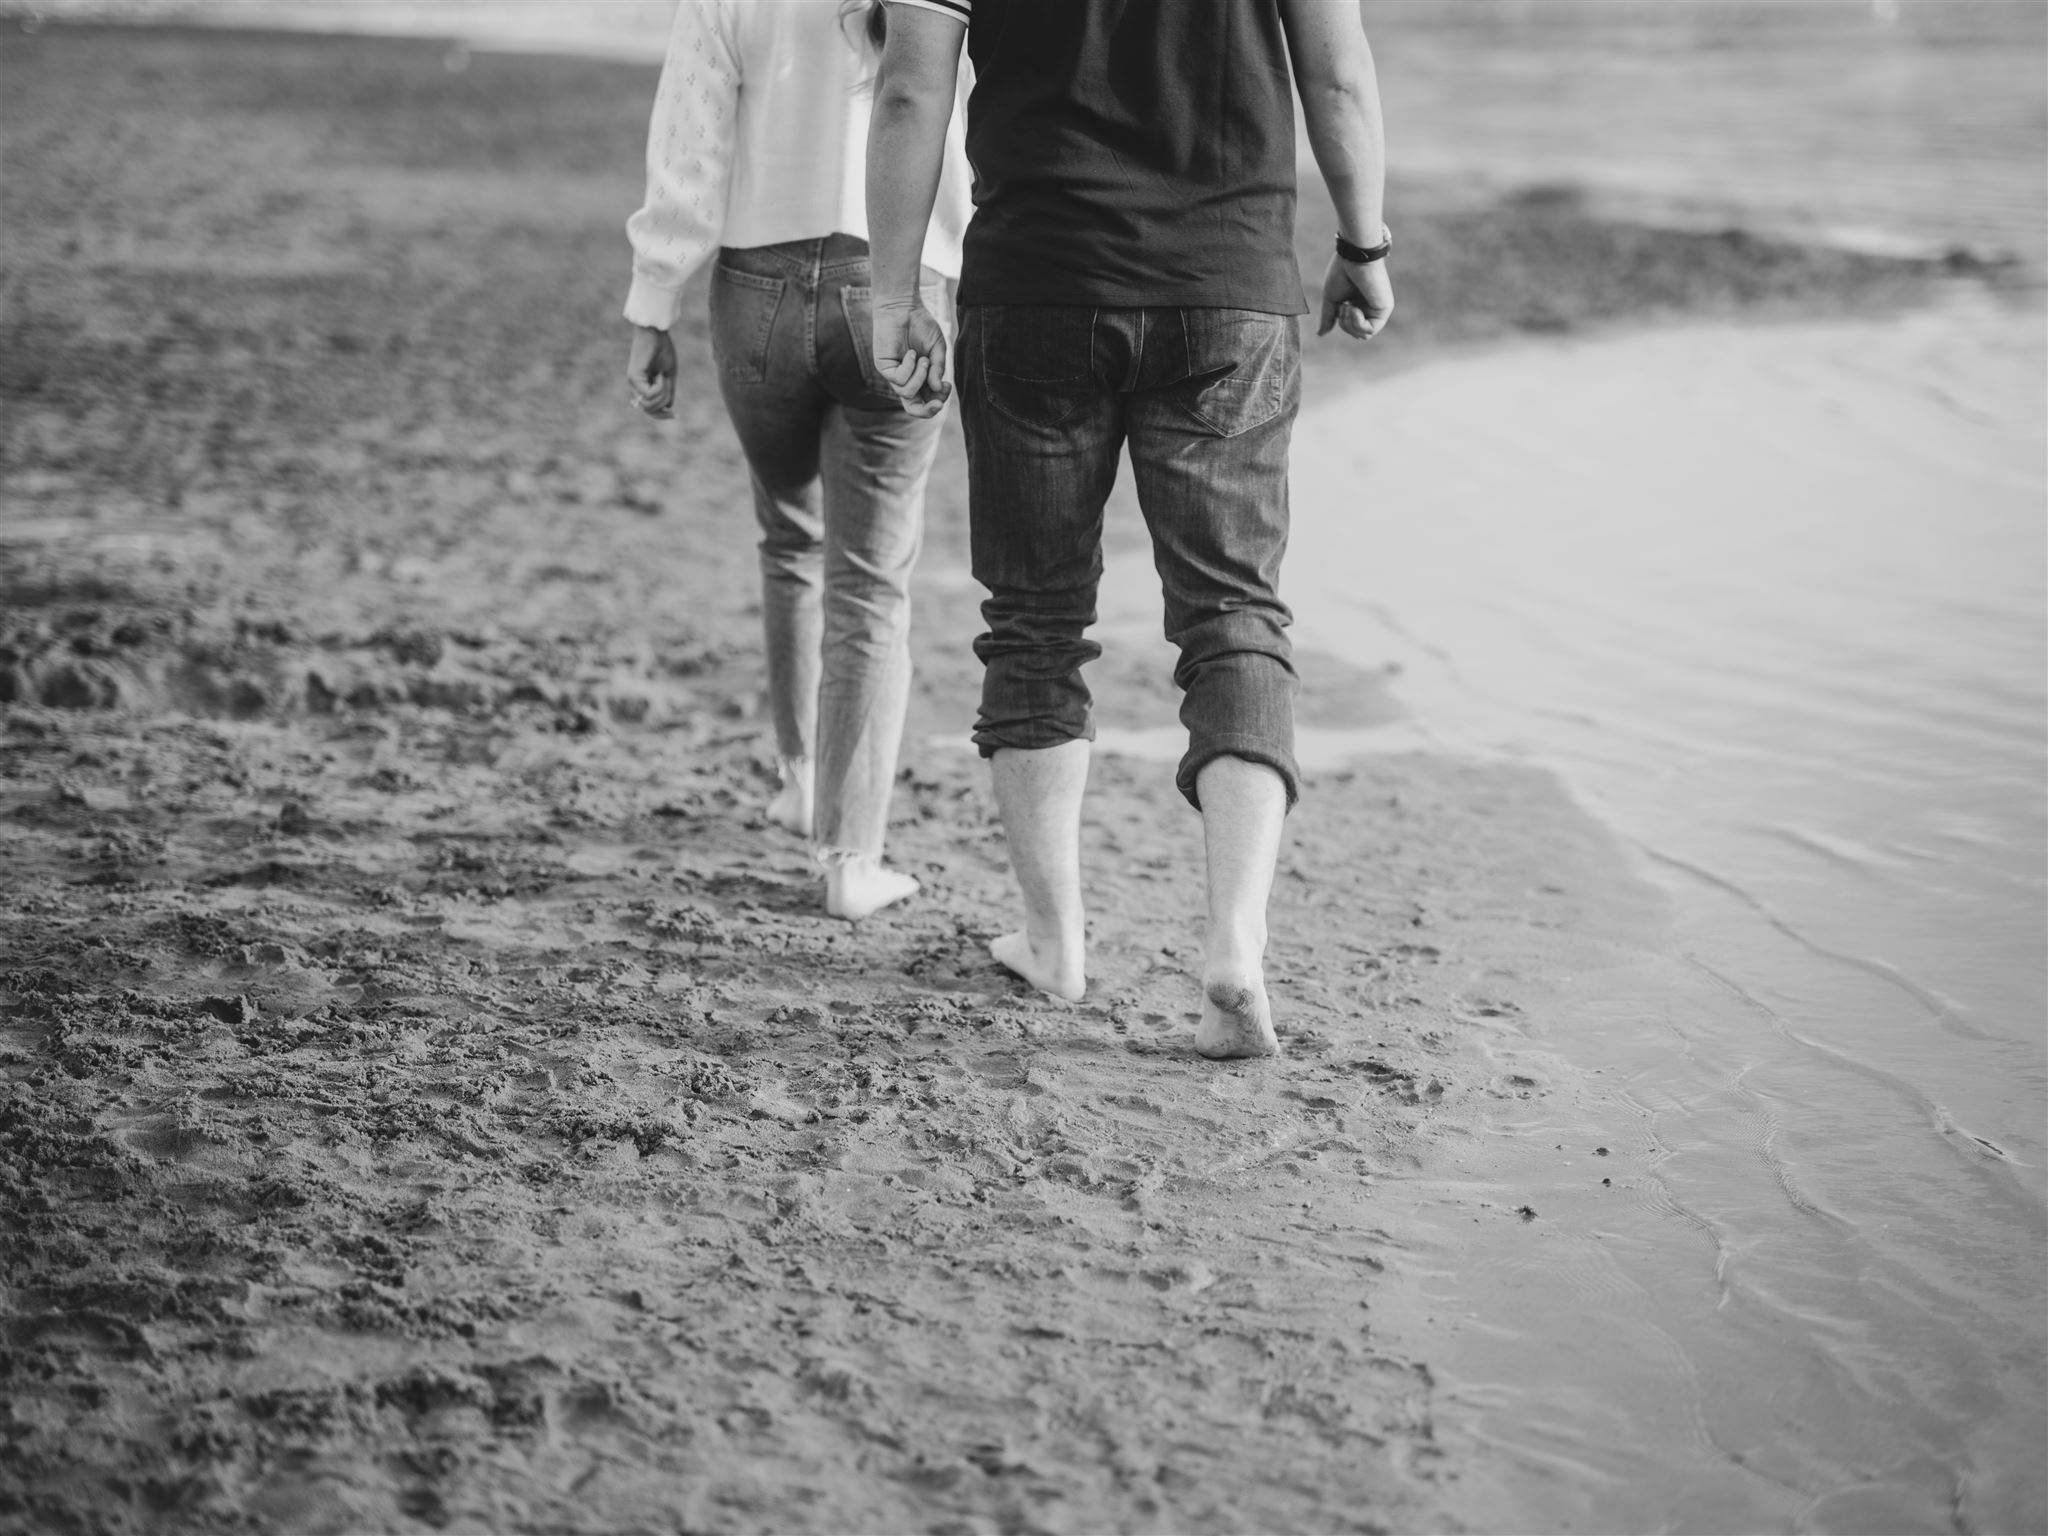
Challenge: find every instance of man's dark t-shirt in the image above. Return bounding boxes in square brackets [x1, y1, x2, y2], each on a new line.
[894, 0, 1307, 316]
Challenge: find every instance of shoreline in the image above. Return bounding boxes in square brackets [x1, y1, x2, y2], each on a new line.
[16, 0, 2043, 280]
[1277, 293, 2046, 1531]
[2, 19, 2039, 1533]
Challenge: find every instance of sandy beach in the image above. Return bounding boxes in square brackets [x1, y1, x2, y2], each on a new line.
[3, 16, 2040, 1535]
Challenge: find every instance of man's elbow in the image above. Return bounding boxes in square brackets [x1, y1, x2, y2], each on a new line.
[1300, 74, 1378, 143]
[873, 73, 951, 122]
[1299, 71, 1369, 115]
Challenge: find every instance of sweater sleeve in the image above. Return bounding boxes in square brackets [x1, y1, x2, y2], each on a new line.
[623, 0, 742, 330]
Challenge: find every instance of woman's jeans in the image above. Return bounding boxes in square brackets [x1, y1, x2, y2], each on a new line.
[708, 234, 945, 861]
[956, 304, 1302, 809]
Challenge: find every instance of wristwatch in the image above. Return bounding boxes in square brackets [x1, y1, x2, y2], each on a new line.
[1335, 226, 1392, 265]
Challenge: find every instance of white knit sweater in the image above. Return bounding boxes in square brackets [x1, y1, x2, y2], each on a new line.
[624, 0, 974, 330]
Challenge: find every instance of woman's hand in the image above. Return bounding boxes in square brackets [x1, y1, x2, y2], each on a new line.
[627, 325, 678, 418]
[873, 297, 952, 419]
[1318, 255, 1395, 341]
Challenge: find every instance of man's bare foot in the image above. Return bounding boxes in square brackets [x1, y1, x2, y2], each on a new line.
[767, 758, 813, 837]
[1195, 971, 1280, 1059]
[990, 930, 1085, 1002]
[824, 857, 918, 921]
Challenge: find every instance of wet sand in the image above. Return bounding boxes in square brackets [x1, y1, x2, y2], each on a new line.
[0, 22, 2013, 1534]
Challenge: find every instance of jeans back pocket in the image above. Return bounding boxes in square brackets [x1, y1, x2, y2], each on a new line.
[977, 305, 1097, 428]
[1174, 310, 1299, 438]
[709, 263, 786, 385]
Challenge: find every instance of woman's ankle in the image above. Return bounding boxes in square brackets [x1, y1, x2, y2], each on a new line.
[767, 757, 814, 835]
[820, 850, 918, 920]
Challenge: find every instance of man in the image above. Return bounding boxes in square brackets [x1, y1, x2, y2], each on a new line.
[868, 0, 1393, 1058]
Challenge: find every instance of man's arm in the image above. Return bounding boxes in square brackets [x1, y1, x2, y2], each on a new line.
[867, 4, 967, 416]
[1279, 0, 1394, 340]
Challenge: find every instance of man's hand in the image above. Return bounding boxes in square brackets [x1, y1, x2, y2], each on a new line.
[873, 297, 952, 418]
[868, 3, 964, 415]
[1318, 254, 1395, 341]
[626, 325, 677, 418]
[1283, 0, 1392, 343]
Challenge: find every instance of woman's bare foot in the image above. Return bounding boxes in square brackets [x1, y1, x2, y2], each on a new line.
[823, 856, 918, 921]
[1194, 970, 1280, 1059]
[767, 758, 813, 837]
[990, 930, 1086, 1002]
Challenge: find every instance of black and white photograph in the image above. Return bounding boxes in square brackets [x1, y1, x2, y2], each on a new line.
[2, 1, 2042, 1531]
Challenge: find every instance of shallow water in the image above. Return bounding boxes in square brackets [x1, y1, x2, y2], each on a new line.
[1290, 299, 2045, 1149]
[1268, 296, 2047, 1531]
[1369, 0, 2048, 266]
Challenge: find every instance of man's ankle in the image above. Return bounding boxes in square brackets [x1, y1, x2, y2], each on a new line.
[1204, 927, 1267, 976]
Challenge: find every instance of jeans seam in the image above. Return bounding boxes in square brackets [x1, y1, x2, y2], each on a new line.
[720, 244, 810, 280]
[805, 245, 817, 376]
[1171, 391, 1289, 439]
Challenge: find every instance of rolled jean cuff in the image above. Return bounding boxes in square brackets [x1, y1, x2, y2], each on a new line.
[972, 713, 1097, 759]
[1177, 734, 1300, 813]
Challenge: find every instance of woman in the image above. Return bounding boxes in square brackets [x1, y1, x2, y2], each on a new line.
[624, 0, 971, 921]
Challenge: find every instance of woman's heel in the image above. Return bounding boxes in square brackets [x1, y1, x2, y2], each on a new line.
[767, 757, 814, 837]
[820, 851, 919, 921]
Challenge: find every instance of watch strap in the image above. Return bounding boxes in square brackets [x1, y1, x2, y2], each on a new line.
[1336, 226, 1392, 264]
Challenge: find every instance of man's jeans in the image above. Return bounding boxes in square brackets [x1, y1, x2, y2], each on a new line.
[710, 235, 945, 859]
[957, 304, 1302, 808]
